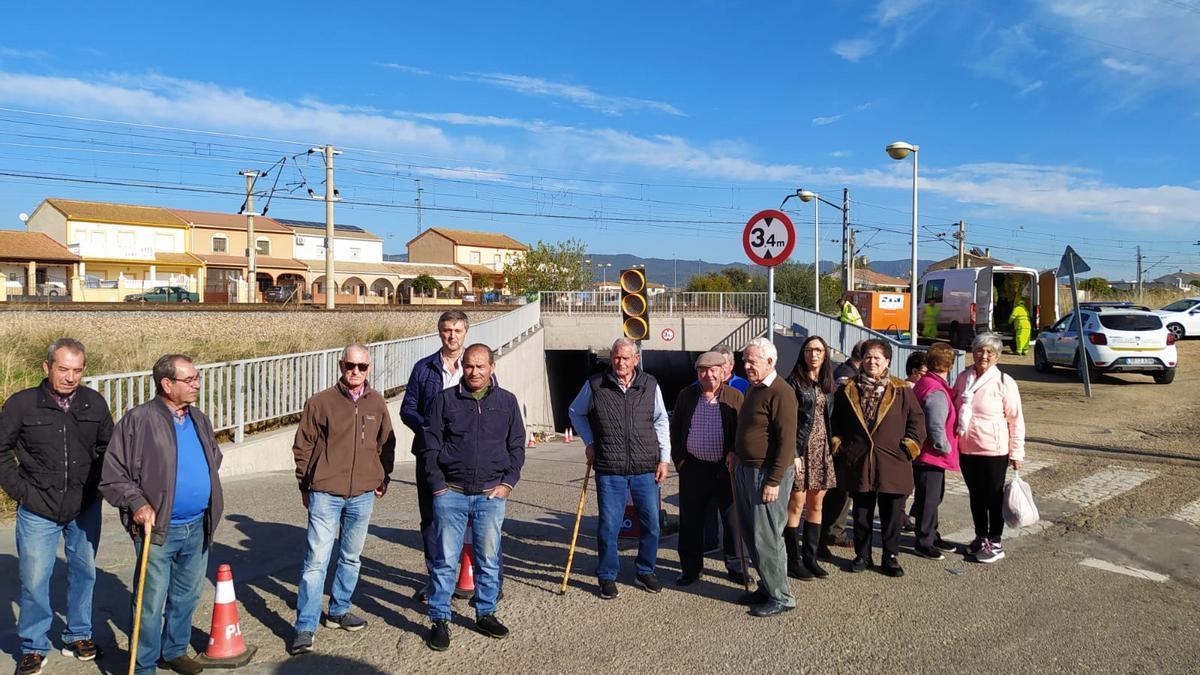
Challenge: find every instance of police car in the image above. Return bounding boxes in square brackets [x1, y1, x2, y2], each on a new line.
[1155, 297, 1200, 340]
[1033, 305, 1178, 384]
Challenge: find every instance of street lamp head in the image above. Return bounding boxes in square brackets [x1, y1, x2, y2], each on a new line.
[886, 141, 917, 160]
[798, 190, 817, 202]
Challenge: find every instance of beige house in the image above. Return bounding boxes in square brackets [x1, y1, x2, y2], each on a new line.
[170, 209, 308, 302]
[0, 230, 81, 299]
[407, 227, 528, 293]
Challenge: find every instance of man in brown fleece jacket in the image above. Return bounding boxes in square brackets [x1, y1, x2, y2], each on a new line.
[289, 344, 396, 656]
[730, 337, 798, 618]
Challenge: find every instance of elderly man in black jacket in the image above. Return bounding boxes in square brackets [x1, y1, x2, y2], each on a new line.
[0, 338, 112, 675]
[101, 355, 223, 675]
[420, 343, 524, 652]
[670, 351, 744, 587]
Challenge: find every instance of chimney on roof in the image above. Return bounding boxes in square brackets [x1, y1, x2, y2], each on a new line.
[984, 248, 990, 258]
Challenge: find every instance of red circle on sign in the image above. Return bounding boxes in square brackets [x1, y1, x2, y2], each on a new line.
[660, 328, 675, 342]
[742, 209, 796, 267]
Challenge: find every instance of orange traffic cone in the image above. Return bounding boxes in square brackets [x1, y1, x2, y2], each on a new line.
[453, 520, 476, 599]
[563, 427, 574, 443]
[527, 432, 537, 448]
[195, 564, 257, 668]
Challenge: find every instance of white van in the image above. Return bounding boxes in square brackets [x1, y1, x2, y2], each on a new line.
[917, 265, 1040, 348]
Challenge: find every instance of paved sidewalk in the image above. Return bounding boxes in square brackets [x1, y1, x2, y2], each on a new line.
[3, 440, 1199, 674]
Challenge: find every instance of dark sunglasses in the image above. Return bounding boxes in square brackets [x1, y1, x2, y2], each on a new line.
[341, 361, 369, 372]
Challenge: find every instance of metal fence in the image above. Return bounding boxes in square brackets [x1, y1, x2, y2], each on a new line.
[84, 301, 542, 442]
[539, 291, 766, 317]
[773, 301, 967, 380]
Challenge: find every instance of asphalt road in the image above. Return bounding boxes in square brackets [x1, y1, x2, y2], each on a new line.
[3, 435, 1198, 674]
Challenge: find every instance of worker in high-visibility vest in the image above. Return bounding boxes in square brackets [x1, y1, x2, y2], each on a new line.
[838, 295, 863, 327]
[1009, 302, 1032, 356]
[921, 301, 940, 341]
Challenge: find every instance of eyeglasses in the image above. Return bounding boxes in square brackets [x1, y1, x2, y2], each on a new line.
[342, 361, 370, 372]
[170, 376, 201, 386]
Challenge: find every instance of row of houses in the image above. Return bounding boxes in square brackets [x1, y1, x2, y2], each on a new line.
[0, 198, 529, 304]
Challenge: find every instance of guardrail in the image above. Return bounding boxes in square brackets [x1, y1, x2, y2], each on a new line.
[540, 291, 766, 317]
[84, 301, 541, 442]
[773, 301, 967, 380]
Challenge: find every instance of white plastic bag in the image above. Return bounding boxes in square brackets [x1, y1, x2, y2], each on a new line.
[1003, 471, 1039, 528]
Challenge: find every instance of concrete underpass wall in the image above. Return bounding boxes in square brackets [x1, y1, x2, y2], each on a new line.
[218, 327, 552, 478]
[541, 314, 750, 351]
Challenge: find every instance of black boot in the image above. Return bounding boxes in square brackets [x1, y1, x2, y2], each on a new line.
[784, 526, 813, 580]
[802, 521, 829, 579]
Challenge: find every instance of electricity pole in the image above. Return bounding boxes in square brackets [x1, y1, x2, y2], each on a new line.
[842, 188, 850, 291]
[1136, 245, 1143, 302]
[957, 220, 966, 269]
[239, 170, 259, 303]
[414, 179, 424, 235]
[309, 145, 341, 310]
[847, 229, 857, 291]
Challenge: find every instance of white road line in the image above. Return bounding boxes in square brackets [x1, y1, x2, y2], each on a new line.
[1079, 558, 1169, 583]
[944, 458, 1053, 497]
[1168, 499, 1200, 527]
[1048, 466, 1158, 507]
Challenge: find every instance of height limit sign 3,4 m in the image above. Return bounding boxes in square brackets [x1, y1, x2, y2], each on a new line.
[744, 209, 796, 346]
[742, 209, 796, 266]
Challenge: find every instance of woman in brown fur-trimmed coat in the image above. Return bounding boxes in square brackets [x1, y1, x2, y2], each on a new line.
[830, 339, 925, 578]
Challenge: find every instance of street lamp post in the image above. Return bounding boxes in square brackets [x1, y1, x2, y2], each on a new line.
[886, 141, 920, 345]
[797, 190, 822, 313]
[596, 262, 612, 285]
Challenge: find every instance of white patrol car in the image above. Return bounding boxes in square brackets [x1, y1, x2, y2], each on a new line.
[1033, 305, 1178, 384]
[1155, 297, 1200, 341]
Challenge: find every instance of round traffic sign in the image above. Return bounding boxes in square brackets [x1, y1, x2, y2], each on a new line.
[660, 327, 675, 342]
[742, 209, 796, 267]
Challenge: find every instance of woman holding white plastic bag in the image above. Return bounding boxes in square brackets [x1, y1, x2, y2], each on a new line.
[953, 333, 1025, 564]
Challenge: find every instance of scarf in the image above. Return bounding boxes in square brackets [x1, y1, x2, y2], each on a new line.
[956, 365, 1000, 437]
[856, 370, 888, 430]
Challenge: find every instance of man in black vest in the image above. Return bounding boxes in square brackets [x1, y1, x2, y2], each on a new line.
[568, 337, 670, 600]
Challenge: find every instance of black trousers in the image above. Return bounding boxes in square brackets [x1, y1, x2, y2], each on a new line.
[912, 464, 946, 549]
[677, 458, 735, 577]
[821, 457, 853, 542]
[415, 453, 437, 574]
[960, 455, 1009, 542]
[851, 491, 906, 561]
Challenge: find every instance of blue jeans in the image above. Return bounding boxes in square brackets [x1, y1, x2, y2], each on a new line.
[295, 490, 375, 633]
[429, 490, 506, 621]
[132, 517, 209, 675]
[16, 499, 102, 655]
[595, 472, 659, 581]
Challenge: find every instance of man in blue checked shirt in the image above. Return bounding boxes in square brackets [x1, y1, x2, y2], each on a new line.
[568, 337, 671, 601]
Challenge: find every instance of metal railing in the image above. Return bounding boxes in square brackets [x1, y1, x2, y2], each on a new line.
[714, 316, 769, 351]
[539, 291, 766, 317]
[773, 301, 967, 380]
[84, 301, 541, 443]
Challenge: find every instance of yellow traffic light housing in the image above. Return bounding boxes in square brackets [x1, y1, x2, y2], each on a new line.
[620, 268, 649, 340]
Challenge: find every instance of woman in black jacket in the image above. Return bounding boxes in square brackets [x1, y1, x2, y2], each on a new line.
[783, 336, 837, 580]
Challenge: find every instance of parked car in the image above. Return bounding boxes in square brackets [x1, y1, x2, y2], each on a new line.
[263, 285, 300, 303]
[124, 286, 198, 303]
[917, 265, 1041, 348]
[1154, 297, 1200, 340]
[1034, 307, 1178, 384]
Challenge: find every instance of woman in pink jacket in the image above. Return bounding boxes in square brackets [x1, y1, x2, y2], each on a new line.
[910, 342, 961, 560]
[953, 332, 1026, 564]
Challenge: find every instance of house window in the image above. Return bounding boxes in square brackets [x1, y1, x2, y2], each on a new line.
[155, 234, 174, 251]
[494, 254, 502, 270]
[255, 238, 271, 256]
[295, 235, 305, 246]
[118, 232, 135, 249]
[212, 235, 228, 254]
[350, 247, 361, 259]
[470, 251, 481, 264]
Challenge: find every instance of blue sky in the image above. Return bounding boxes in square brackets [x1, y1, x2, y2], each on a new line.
[0, 0, 1197, 280]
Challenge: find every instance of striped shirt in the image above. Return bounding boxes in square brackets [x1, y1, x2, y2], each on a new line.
[686, 393, 724, 462]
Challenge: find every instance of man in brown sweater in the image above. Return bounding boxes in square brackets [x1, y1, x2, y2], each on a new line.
[289, 344, 396, 656]
[730, 337, 798, 618]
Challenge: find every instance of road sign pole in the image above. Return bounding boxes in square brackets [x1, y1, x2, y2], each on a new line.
[1067, 256, 1092, 398]
[768, 266, 775, 345]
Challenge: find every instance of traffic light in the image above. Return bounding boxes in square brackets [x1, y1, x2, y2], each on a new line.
[620, 268, 649, 340]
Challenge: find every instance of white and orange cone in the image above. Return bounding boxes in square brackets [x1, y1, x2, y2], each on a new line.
[453, 519, 476, 599]
[195, 563, 257, 668]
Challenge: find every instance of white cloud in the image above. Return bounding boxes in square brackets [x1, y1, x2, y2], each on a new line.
[395, 110, 544, 131]
[1101, 57, 1149, 76]
[972, 23, 1047, 95]
[457, 72, 684, 117]
[832, 38, 877, 62]
[812, 114, 844, 126]
[830, 150, 852, 158]
[1017, 80, 1045, 96]
[378, 63, 431, 76]
[0, 47, 46, 60]
[872, 0, 933, 25]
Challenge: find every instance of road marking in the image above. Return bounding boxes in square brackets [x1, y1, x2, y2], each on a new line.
[1079, 558, 1169, 583]
[944, 458, 1053, 497]
[1047, 466, 1157, 507]
[1168, 499, 1200, 527]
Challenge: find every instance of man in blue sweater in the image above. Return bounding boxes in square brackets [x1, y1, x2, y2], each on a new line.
[420, 343, 525, 651]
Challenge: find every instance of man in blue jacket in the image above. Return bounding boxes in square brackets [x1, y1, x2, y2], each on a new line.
[420, 343, 525, 652]
[400, 309, 468, 600]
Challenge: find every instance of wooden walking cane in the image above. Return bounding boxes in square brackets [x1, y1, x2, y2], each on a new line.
[727, 468, 752, 593]
[559, 464, 592, 595]
[128, 520, 152, 675]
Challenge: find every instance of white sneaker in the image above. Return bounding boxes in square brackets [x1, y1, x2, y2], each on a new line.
[975, 541, 1005, 563]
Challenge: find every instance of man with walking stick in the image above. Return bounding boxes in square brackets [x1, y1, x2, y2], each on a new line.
[101, 355, 224, 675]
[420, 344, 524, 651]
[568, 338, 671, 600]
[670, 351, 746, 587]
[731, 338, 798, 618]
[1, 339, 112, 675]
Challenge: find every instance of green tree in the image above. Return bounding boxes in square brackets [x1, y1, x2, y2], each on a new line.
[1079, 277, 1111, 295]
[1190, 279, 1200, 290]
[411, 274, 442, 297]
[773, 262, 843, 312]
[686, 272, 734, 292]
[502, 238, 589, 295]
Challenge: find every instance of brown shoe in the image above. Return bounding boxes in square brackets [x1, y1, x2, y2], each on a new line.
[16, 653, 44, 675]
[159, 655, 204, 675]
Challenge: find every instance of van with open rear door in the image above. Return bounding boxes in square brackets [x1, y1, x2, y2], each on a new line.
[917, 265, 1040, 348]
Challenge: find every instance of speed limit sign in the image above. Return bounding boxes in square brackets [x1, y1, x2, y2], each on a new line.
[743, 209, 796, 267]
